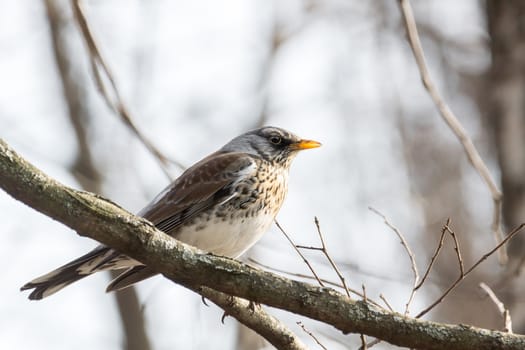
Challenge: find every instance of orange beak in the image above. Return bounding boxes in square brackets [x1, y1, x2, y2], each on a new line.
[290, 139, 322, 151]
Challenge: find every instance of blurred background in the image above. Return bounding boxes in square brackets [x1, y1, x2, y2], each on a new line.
[2, 0, 525, 349]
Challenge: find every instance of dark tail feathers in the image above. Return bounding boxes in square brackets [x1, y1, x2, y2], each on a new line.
[21, 247, 122, 300]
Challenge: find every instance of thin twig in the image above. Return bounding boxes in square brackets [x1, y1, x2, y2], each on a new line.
[397, 0, 506, 264]
[72, 0, 184, 179]
[445, 221, 465, 277]
[275, 220, 325, 287]
[416, 224, 525, 318]
[379, 294, 394, 312]
[369, 207, 419, 315]
[359, 285, 375, 350]
[296, 245, 322, 251]
[415, 219, 448, 290]
[314, 217, 351, 298]
[294, 247, 350, 296]
[360, 334, 368, 350]
[479, 282, 513, 333]
[296, 321, 328, 350]
[361, 338, 381, 350]
[278, 215, 350, 301]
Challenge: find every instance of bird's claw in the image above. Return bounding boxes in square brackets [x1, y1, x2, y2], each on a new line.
[221, 310, 231, 324]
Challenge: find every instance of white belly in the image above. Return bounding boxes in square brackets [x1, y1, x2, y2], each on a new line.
[175, 213, 275, 258]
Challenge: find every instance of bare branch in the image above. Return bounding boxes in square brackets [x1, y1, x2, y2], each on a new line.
[314, 217, 351, 298]
[379, 294, 394, 313]
[199, 287, 308, 350]
[297, 321, 327, 350]
[416, 219, 448, 290]
[369, 207, 419, 315]
[445, 221, 465, 277]
[417, 223, 525, 318]
[275, 220, 325, 287]
[479, 282, 513, 334]
[397, 0, 506, 263]
[359, 333, 368, 350]
[71, 0, 184, 178]
[361, 338, 381, 350]
[292, 218, 351, 298]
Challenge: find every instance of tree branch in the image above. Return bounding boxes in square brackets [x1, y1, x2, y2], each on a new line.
[1, 138, 525, 350]
[71, 0, 184, 178]
[195, 287, 307, 350]
[397, 0, 506, 263]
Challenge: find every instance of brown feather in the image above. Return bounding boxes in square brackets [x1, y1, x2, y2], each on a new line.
[139, 152, 257, 236]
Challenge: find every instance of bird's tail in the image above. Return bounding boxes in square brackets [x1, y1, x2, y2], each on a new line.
[20, 246, 131, 300]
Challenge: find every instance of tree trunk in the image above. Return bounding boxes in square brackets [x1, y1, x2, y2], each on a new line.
[486, 0, 525, 332]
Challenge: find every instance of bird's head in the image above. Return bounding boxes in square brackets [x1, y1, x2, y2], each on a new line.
[221, 126, 321, 166]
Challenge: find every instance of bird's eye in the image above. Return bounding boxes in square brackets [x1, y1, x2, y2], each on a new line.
[269, 135, 282, 145]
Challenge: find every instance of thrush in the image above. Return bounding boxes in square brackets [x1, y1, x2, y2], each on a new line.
[21, 126, 320, 300]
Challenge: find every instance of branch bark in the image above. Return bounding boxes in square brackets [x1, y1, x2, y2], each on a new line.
[2, 139, 525, 350]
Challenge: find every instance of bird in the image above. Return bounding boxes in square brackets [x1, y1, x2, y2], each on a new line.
[21, 126, 321, 300]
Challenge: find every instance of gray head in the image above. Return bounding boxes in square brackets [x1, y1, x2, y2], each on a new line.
[220, 126, 321, 166]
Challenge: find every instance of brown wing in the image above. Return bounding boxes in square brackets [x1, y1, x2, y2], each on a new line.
[138, 152, 257, 236]
[105, 152, 258, 292]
